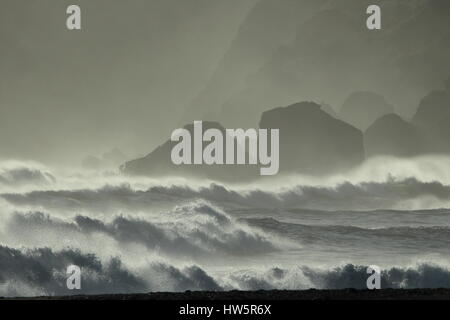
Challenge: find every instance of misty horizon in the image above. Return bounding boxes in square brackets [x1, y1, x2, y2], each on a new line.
[2, 0, 450, 169]
[1, 0, 450, 298]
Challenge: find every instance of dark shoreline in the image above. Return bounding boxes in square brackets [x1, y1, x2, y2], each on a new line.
[3, 289, 450, 300]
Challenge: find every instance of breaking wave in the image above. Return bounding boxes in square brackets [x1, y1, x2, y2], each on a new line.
[1, 157, 450, 296]
[2, 244, 450, 297]
[0, 161, 55, 190]
[0, 245, 223, 297]
[2, 202, 282, 261]
[3, 177, 450, 212]
[227, 263, 450, 291]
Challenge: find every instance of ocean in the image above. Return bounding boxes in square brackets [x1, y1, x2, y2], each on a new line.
[1, 156, 450, 296]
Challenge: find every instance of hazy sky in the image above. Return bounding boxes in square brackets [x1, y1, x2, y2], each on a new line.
[0, 0, 255, 165]
[2, 0, 449, 167]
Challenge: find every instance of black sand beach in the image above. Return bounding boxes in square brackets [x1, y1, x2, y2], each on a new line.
[4, 289, 450, 300]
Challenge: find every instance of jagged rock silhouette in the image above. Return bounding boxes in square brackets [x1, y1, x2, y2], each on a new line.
[259, 101, 364, 175]
[339, 92, 395, 131]
[412, 89, 450, 153]
[364, 114, 425, 157]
